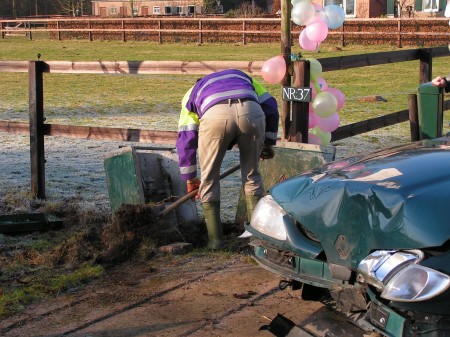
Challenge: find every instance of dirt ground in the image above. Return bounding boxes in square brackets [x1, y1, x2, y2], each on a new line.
[0, 250, 325, 337]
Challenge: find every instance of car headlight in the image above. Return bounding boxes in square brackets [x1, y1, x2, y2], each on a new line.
[381, 264, 450, 302]
[250, 195, 287, 241]
[358, 250, 450, 302]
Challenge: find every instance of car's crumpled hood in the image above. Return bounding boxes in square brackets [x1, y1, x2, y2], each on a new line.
[270, 138, 450, 267]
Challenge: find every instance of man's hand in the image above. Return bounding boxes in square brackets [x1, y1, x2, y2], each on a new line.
[260, 144, 275, 160]
[432, 76, 447, 88]
[186, 177, 201, 201]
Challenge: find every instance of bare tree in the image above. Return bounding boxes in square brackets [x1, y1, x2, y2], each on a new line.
[12, 0, 17, 18]
[57, 0, 89, 16]
[128, 0, 143, 17]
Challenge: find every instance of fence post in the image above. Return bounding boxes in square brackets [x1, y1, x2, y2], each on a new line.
[341, 21, 345, 47]
[281, 0, 292, 140]
[418, 48, 432, 83]
[397, 19, 401, 48]
[1, 20, 4, 39]
[29, 61, 47, 199]
[28, 22, 32, 40]
[122, 19, 126, 42]
[199, 19, 202, 44]
[408, 93, 420, 141]
[88, 20, 92, 41]
[57, 20, 61, 41]
[158, 19, 162, 43]
[288, 60, 310, 142]
[242, 20, 246, 45]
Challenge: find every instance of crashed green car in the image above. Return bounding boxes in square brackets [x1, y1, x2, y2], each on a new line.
[245, 138, 450, 337]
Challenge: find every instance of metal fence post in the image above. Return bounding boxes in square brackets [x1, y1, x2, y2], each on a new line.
[29, 61, 47, 199]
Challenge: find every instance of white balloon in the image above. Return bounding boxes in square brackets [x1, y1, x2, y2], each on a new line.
[291, 2, 316, 26]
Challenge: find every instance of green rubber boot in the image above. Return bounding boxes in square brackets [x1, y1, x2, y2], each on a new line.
[202, 201, 223, 250]
[245, 195, 262, 222]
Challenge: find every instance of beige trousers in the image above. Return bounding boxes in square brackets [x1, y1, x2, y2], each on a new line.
[198, 99, 266, 203]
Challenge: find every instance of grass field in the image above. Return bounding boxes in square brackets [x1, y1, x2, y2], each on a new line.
[1, 38, 450, 141]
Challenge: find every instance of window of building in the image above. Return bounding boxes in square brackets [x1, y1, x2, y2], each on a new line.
[110, 7, 117, 15]
[165, 6, 172, 14]
[323, 0, 354, 16]
[133, 6, 139, 15]
[177, 6, 183, 14]
[153, 6, 160, 14]
[422, 0, 438, 11]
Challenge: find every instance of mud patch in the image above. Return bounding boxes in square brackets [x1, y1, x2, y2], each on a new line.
[52, 203, 207, 267]
[97, 204, 186, 264]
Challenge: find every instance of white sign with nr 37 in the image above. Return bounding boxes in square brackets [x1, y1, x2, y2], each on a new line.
[282, 87, 312, 102]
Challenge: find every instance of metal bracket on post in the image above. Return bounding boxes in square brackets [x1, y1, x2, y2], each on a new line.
[29, 60, 47, 199]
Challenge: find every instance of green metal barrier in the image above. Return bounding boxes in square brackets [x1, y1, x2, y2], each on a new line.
[417, 82, 444, 139]
[235, 142, 336, 225]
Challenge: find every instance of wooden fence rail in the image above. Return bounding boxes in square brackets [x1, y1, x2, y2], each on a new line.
[1, 17, 450, 47]
[1, 46, 450, 197]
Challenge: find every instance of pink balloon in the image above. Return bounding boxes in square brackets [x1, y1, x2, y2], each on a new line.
[261, 55, 286, 84]
[305, 17, 328, 43]
[308, 112, 318, 128]
[299, 29, 317, 51]
[316, 112, 340, 132]
[313, 3, 323, 11]
[325, 87, 345, 110]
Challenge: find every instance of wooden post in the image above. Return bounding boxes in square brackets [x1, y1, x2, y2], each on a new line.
[1, 20, 4, 39]
[397, 19, 401, 48]
[288, 61, 310, 143]
[57, 20, 61, 41]
[341, 21, 345, 47]
[419, 48, 432, 83]
[199, 19, 202, 44]
[280, 0, 292, 141]
[158, 20, 162, 43]
[408, 93, 420, 141]
[88, 20, 92, 41]
[28, 22, 32, 40]
[242, 20, 246, 45]
[122, 19, 126, 42]
[29, 61, 46, 199]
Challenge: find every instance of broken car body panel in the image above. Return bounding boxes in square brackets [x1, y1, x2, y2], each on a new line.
[270, 139, 450, 267]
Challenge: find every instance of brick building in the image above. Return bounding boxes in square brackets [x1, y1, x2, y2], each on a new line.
[91, 0, 217, 17]
[91, 0, 448, 18]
